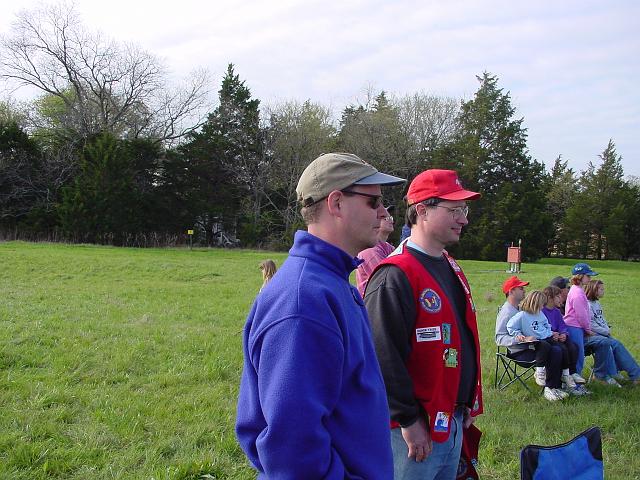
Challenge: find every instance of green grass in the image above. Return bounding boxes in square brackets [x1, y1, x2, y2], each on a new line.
[1, 241, 639, 479]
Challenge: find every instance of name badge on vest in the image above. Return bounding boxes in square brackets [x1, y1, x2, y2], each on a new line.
[416, 326, 441, 342]
[443, 348, 458, 368]
[433, 411, 450, 432]
[419, 288, 442, 313]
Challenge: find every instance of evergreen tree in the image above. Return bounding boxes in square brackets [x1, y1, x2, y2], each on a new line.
[179, 64, 262, 245]
[0, 121, 42, 228]
[452, 73, 551, 260]
[546, 155, 578, 256]
[565, 140, 627, 259]
[59, 133, 146, 244]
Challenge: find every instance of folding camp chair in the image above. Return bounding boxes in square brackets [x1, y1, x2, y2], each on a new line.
[494, 345, 536, 393]
[520, 426, 603, 479]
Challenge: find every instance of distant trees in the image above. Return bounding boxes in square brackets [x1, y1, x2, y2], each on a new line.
[0, 2, 637, 258]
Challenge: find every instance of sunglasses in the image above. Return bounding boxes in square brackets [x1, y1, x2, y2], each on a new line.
[341, 189, 384, 209]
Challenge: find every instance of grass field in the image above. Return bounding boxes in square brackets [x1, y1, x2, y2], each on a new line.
[1, 241, 639, 479]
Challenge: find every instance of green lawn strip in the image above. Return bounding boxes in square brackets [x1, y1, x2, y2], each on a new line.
[1, 241, 638, 478]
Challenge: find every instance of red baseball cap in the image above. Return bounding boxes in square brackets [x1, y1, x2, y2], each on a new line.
[406, 169, 481, 205]
[502, 276, 530, 294]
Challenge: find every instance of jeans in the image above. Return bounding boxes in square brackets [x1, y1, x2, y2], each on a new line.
[601, 336, 640, 380]
[567, 328, 617, 379]
[391, 408, 464, 480]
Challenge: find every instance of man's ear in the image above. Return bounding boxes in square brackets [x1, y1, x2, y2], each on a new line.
[415, 203, 427, 220]
[326, 190, 343, 217]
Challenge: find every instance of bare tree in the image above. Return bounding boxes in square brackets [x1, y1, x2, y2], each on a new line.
[263, 100, 336, 241]
[0, 2, 210, 144]
[394, 92, 460, 169]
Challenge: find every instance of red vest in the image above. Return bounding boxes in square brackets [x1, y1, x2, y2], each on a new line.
[377, 244, 483, 443]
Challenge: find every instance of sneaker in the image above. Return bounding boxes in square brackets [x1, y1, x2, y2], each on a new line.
[543, 387, 563, 401]
[606, 377, 623, 388]
[572, 373, 587, 384]
[576, 385, 592, 395]
[592, 376, 622, 388]
[554, 388, 570, 399]
[534, 370, 546, 386]
[567, 384, 590, 396]
[562, 374, 577, 389]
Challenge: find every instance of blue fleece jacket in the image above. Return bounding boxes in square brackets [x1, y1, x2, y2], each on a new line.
[236, 231, 393, 479]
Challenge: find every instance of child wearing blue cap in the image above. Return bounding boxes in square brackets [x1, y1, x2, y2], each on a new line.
[563, 263, 620, 386]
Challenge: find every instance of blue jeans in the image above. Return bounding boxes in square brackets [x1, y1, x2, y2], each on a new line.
[391, 408, 464, 480]
[584, 334, 620, 379]
[602, 336, 640, 380]
[567, 327, 615, 378]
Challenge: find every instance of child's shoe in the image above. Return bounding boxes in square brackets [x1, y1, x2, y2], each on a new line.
[543, 387, 563, 401]
[572, 373, 587, 384]
[562, 374, 577, 389]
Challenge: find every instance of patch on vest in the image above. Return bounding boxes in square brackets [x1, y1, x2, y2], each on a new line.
[443, 348, 458, 367]
[433, 411, 450, 432]
[416, 326, 441, 342]
[442, 323, 451, 344]
[419, 288, 442, 313]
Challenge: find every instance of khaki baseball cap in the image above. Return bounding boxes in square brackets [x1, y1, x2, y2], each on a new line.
[296, 153, 405, 206]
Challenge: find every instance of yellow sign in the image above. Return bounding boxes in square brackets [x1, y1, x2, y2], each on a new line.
[187, 230, 194, 235]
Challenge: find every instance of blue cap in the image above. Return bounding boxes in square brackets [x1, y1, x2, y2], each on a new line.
[572, 263, 598, 276]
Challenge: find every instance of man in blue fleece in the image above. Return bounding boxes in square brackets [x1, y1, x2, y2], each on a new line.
[236, 152, 405, 479]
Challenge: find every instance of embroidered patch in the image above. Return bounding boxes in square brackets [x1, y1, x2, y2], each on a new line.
[442, 323, 451, 344]
[416, 326, 441, 342]
[443, 348, 458, 368]
[434, 411, 450, 432]
[419, 288, 442, 313]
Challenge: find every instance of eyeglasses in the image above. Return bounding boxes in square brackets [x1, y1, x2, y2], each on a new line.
[434, 205, 469, 219]
[341, 190, 384, 209]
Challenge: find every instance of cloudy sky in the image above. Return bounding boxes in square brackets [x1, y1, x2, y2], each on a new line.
[1, 0, 638, 177]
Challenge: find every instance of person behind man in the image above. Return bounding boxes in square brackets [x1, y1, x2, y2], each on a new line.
[236, 153, 405, 479]
[356, 205, 395, 297]
[550, 276, 570, 314]
[365, 169, 483, 479]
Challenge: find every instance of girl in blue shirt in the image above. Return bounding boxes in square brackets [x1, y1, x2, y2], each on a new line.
[508, 290, 579, 399]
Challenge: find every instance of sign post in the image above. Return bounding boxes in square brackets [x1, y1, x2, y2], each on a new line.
[187, 229, 194, 250]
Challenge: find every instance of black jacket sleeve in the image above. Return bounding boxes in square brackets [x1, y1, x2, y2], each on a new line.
[364, 264, 421, 427]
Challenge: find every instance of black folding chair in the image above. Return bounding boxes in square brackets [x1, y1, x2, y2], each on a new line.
[494, 345, 536, 393]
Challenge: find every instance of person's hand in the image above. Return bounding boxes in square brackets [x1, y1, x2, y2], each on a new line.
[517, 335, 536, 342]
[585, 330, 594, 336]
[552, 331, 560, 341]
[463, 407, 475, 429]
[401, 416, 432, 462]
[558, 333, 567, 342]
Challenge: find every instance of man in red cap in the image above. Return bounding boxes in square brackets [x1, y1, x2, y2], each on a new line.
[496, 276, 567, 401]
[365, 169, 483, 479]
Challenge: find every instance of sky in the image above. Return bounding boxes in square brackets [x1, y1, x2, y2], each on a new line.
[1, 0, 638, 177]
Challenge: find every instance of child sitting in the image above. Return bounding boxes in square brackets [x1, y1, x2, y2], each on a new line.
[507, 290, 579, 400]
[542, 286, 590, 395]
[585, 279, 640, 385]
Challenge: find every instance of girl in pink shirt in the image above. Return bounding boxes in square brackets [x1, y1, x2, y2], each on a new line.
[564, 263, 619, 386]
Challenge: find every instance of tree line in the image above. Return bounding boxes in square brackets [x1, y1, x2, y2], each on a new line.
[1, 4, 638, 260]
